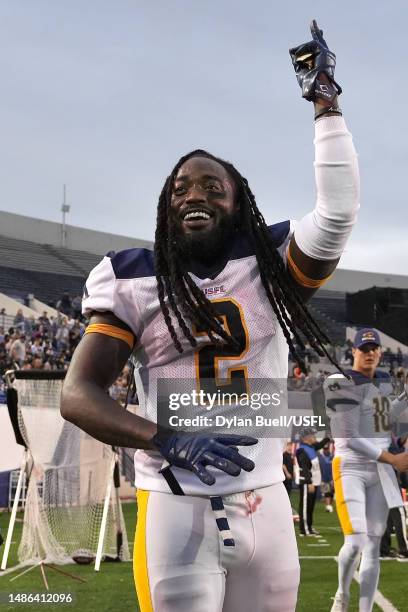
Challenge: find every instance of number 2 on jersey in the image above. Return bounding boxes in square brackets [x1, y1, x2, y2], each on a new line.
[193, 298, 249, 396]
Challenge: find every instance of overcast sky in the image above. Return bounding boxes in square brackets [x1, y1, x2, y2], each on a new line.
[0, 1, 406, 273]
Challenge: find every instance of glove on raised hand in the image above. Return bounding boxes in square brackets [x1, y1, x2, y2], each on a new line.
[289, 19, 342, 103]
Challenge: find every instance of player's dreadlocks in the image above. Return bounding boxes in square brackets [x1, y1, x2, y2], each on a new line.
[154, 149, 342, 373]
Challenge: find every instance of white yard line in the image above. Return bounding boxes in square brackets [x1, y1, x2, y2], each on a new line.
[352, 569, 399, 612]
[322, 526, 342, 532]
[300, 556, 400, 611]
[299, 555, 336, 559]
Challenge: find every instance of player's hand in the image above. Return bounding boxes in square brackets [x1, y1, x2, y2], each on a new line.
[289, 19, 342, 102]
[307, 484, 315, 493]
[390, 452, 408, 473]
[152, 430, 258, 485]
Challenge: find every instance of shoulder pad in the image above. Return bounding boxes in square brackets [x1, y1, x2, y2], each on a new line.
[374, 370, 391, 380]
[228, 220, 291, 261]
[348, 370, 373, 385]
[267, 220, 291, 248]
[108, 248, 155, 280]
[323, 373, 357, 397]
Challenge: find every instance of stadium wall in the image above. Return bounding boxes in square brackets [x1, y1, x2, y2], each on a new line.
[323, 268, 408, 293]
[0, 210, 152, 256]
[1, 210, 408, 293]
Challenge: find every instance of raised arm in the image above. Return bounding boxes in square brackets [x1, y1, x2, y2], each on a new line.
[288, 20, 360, 301]
[60, 311, 156, 448]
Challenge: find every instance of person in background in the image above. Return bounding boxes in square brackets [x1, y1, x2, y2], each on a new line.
[342, 341, 353, 366]
[55, 318, 70, 352]
[296, 427, 330, 535]
[56, 293, 72, 317]
[325, 328, 408, 612]
[71, 295, 82, 319]
[397, 347, 403, 368]
[32, 356, 44, 370]
[39, 311, 51, 332]
[0, 308, 6, 328]
[380, 436, 408, 559]
[319, 442, 335, 512]
[283, 441, 294, 495]
[9, 332, 26, 366]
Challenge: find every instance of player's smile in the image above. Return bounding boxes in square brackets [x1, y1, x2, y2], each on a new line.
[180, 204, 214, 231]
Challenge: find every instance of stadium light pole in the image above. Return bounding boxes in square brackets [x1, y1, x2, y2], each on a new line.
[61, 184, 70, 248]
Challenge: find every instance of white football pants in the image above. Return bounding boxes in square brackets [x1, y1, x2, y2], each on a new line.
[333, 457, 390, 612]
[333, 457, 389, 537]
[133, 482, 300, 612]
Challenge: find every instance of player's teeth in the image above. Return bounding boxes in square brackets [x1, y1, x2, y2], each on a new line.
[184, 211, 210, 220]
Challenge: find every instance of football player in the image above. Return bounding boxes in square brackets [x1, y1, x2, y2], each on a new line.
[325, 328, 408, 612]
[61, 21, 360, 612]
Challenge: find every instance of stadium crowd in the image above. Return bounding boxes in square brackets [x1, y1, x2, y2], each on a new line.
[0, 309, 84, 376]
[0, 294, 137, 404]
[288, 339, 408, 392]
[1, 295, 408, 402]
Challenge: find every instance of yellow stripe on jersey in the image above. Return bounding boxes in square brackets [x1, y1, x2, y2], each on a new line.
[134, 490, 153, 612]
[286, 247, 332, 289]
[332, 456, 354, 535]
[85, 323, 135, 349]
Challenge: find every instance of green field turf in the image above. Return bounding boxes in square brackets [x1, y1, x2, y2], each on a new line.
[0, 494, 407, 611]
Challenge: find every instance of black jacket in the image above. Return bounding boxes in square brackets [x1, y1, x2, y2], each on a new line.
[296, 438, 330, 485]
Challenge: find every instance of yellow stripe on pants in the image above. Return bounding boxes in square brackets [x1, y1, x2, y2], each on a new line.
[134, 490, 153, 612]
[332, 456, 354, 535]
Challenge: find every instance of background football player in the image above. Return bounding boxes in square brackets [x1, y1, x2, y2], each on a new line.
[61, 21, 360, 612]
[325, 328, 408, 612]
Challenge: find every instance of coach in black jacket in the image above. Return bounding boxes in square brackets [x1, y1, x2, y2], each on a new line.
[296, 427, 330, 535]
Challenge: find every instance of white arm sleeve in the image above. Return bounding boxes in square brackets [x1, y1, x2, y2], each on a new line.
[294, 116, 360, 260]
[347, 438, 382, 461]
[390, 393, 408, 424]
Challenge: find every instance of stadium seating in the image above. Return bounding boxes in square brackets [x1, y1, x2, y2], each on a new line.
[0, 266, 84, 305]
[309, 290, 348, 344]
[0, 234, 389, 349]
[0, 234, 101, 304]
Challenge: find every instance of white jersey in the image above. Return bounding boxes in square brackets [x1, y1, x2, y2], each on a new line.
[83, 222, 294, 495]
[324, 369, 405, 463]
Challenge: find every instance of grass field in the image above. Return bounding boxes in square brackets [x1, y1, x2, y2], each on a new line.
[0, 495, 407, 611]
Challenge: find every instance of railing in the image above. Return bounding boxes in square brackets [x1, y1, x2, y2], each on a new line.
[0, 314, 16, 330]
[120, 448, 135, 484]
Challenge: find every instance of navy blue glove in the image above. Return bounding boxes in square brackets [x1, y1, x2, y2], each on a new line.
[289, 20, 342, 102]
[152, 430, 258, 486]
